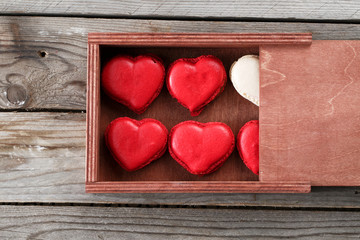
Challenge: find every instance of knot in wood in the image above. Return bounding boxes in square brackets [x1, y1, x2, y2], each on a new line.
[6, 84, 27, 106]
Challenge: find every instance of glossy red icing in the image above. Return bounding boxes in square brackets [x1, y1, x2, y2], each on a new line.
[237, 120, 259, 175]
[169, 121, 235, 175]
[105, 117, 168, 171]
[167, 55, 227, 116]
[101, 55, 165, 114]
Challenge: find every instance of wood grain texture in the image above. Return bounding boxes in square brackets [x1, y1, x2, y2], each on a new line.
[1, 0, 360, 21]
[2, 205, 360, 239]
[86, 43, 99, 183]
[0, 112, 359, 206]
[0, 16, 360, 110]
[260, 41, 360, 186]
[86, 181, 310, 193]
[0, 112, 86, 203]
[88, 32, 312, 45]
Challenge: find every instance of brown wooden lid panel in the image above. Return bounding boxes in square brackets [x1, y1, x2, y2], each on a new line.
[259, 40, 360, 186]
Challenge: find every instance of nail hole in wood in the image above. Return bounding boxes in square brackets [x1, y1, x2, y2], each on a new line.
[6, 84, 27, 106]
[37, 50, 48, 58]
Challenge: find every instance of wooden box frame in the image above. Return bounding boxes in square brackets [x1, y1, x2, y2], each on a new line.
[86, 33, 313, 193]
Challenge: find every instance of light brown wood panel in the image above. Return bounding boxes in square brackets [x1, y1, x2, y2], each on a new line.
[1, 0, 360, 21]
[260, 41, 360, 186]
[1, 16, 360, 110]
[0, 112, 359, 206]
[1, 205, 360, 239]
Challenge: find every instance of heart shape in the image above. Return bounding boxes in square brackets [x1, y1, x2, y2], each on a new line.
[169, 121, 235, 175]
[230, 55, 259, 106]
[102, 55, 165, 114]
[237, 120, 259, 175]
[105, 117, 168, 171]
[167, 55, 227, 116]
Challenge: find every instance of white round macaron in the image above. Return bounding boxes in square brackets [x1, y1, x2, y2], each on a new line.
[229, 55, 259, 106]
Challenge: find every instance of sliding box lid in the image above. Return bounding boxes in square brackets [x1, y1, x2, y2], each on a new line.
[260, 40, 360, 186]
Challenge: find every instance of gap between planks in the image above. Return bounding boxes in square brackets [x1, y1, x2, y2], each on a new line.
[3, 12, 360, 25]
[3, 201, 360, 212]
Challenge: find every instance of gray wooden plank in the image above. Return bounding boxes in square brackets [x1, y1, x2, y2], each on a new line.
[0, 112, 360, 208]
[1, 0, 360, 21]
[1, 16, 360, 110]
[1, 205, 360, 239]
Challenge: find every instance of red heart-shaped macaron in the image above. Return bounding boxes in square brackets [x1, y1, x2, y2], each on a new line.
[169, 121, 234, 175]
[102, 55, 165, 114]
[105, 117, 168, 171]
[237, 120, 259, 175]
[167, 55, 227, 116]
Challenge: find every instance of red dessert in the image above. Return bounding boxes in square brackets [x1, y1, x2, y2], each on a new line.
[105, 117, 168, 171]
[237, 120, 259, 175]
[167, 55, 227, 116]
[102, 55, 165, 114]
[169, 121, 235, 175]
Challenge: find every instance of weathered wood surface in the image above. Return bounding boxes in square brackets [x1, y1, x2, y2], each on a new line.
[1, 0, 360, 21]
[0, 112, 359, 208]
[1, 17, 360, 110]
[0, 2, 359, 238]
[1, 205, 360, 239]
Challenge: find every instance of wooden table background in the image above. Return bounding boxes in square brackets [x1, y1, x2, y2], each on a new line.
[1, 1, 360, 239]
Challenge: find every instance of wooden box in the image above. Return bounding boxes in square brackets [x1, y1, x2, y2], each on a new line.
[86, 33, 360, 193]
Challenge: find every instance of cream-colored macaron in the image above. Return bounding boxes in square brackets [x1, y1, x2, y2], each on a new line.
[229, 55, 259, 106]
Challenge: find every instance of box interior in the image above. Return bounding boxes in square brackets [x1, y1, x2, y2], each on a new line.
[98, 45, 259, 182]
